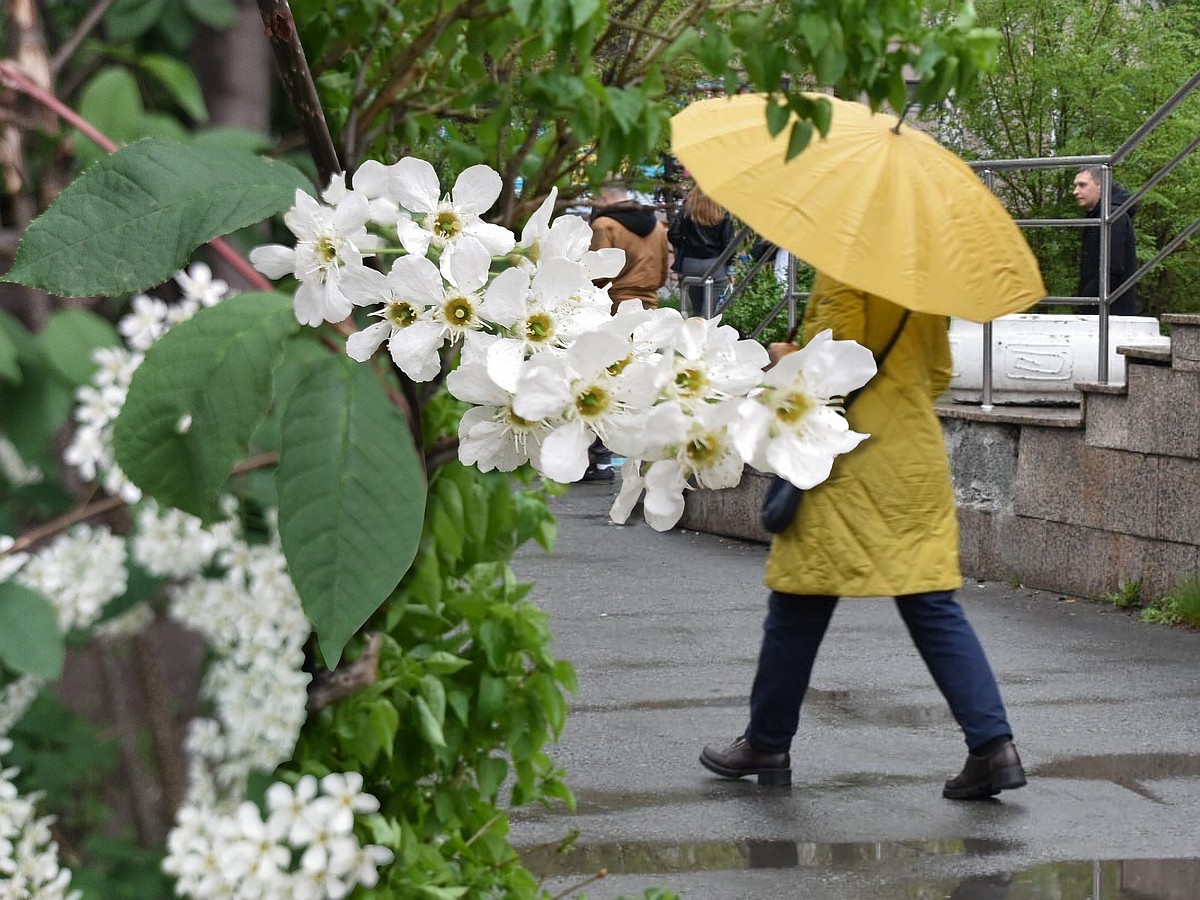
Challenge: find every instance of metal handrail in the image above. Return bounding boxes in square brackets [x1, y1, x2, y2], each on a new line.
[966, 68, 1200, 406]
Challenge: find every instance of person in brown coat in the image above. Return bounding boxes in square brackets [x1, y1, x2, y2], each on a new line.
[588, 180, 670, 315]
[581, 180, 671, 482]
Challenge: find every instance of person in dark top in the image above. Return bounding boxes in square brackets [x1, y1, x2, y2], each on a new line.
[1072, 166, 1139, 315]
[668, 185, 735, 314]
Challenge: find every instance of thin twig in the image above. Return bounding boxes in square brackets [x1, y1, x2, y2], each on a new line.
[49, 0, 119, 76]
[4, 452, 280, 558]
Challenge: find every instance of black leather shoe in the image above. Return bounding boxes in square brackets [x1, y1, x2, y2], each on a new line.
[700, 735, 791, 786]
[580, 465, 614, 483]
[943, 739, 1027, 800]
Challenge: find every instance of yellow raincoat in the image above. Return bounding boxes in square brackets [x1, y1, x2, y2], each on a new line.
[764, 274, 962, 598]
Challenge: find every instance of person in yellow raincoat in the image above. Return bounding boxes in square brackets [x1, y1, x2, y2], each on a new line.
[700, 273, 1027, 800]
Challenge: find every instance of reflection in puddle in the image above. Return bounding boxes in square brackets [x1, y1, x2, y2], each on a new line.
[525, 840, 1200, 899]
[525, 836, 1016, 877]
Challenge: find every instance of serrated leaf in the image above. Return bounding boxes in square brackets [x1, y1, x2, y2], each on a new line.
[112, 294, 298, 521]
[0, 583, 65, 678]
[36, 309, 121, 386]
[139, 55, 209, 122]
[5, 138, 311, 297]
[276, 356, 425, 668]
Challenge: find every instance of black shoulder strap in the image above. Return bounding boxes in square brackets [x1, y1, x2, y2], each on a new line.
[844, 309, 911, 410]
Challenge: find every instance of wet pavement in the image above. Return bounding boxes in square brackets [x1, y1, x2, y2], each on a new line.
[510, 485, 1200, 899]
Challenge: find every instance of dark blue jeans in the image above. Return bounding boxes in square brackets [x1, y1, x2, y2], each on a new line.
[745, 591, 1013, 754]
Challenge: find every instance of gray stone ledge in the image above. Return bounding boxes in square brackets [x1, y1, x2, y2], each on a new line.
[934, 401, 1084, 429]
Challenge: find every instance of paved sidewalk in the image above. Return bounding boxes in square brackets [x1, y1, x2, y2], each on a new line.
[511, 485, 1200, 900]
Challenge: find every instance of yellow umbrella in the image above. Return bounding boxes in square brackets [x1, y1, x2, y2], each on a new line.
[670, 93, 1046, 322]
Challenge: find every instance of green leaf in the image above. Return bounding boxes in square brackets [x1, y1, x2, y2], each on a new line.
[276, 356, 426, 668]
[0, 321, 18, 383]
[112, 294, 299, 521]
[785, 120, 814, 161]
[138, 55, 209, 122]
[477, 757, 507, 798]
[105, 0, 168, 42]
[75, 68, 146, 169]
[5, 138, 311, 297]
[811, 96, 833, 137]
[0, 583, 65, 678]
[765, 99, 791, 138]
[36, 309, 121, 387]
[193, 126, 273, 156]
[414, 695, 446, 748]
[183, 0, 238, 29]
[605, 87, 644, 136]
[799, 11, 831, 55]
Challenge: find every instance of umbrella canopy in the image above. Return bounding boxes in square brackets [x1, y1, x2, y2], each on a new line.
[671, 93, 1046, 322]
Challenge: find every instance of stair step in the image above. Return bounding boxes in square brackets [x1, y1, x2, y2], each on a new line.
[1075, 380, 1127, 395]
[1117, 343, 1172, 365]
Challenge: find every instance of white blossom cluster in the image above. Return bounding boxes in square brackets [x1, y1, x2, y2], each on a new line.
[168, 528, 311, 804]
[163, 774, 393, 900]
[63, 263, 233, 502]
[14, 525, 127, 632]
[251, 159, 879, 530]
[0, 739, 82, 900]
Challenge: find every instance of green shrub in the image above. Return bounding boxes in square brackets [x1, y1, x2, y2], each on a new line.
[718, 257, 813, 345]
[1103, 578, 1144, 609]
[1141, 578, 1200, 628]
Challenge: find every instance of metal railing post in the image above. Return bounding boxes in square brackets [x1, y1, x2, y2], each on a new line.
[980, 169, 997, 409]
[1098, 166, 1112, 383]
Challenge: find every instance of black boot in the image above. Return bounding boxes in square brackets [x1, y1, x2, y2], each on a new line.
[700, 735, 791, 786]
[943, 739, 1027, 800]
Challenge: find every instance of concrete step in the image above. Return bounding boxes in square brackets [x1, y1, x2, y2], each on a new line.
[1163, 312, 1200, 372]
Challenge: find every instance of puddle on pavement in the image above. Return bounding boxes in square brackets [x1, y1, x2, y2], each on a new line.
[525, 839, 1200, 899]
[1031, 753, 1200, 802]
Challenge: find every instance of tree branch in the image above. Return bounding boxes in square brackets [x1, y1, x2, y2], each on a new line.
[256, 0, 341, 187]
[306, 631, 383, 712]
[49, 0, 118, 76]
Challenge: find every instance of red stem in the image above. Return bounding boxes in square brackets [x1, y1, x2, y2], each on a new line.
[0, 61, 272, 292]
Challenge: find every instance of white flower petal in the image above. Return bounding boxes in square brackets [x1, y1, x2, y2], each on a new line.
[346, 321, 391, 361]
[249, 245, 296, 279]
[388, 322, 445, 382]
[441, 238, 492, 292]
[392, 157, 441, 213]
[538, 421, 592, 483]
[451, 164, 503, 215]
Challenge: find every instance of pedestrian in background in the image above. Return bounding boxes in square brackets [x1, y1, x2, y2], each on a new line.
[700, 273, 1027, 800]
[583, 179, 671, 482]
[589, 179, 670, 315]
[668, 184, 735, 314]
[1072, 166, 1139, 315]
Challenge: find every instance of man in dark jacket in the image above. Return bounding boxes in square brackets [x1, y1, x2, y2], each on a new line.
[1072, 166, 1139, 315]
